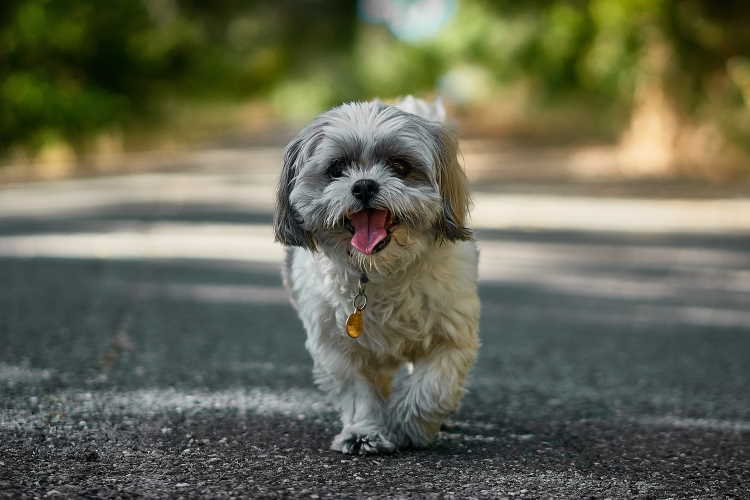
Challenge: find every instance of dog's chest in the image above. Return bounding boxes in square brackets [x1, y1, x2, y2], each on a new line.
[366, 282, 431, 338]
[289, 242, 479, 358]
[356, 272, 466, 358]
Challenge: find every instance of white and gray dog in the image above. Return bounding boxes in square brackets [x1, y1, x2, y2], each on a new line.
[274, 97, 480, 454]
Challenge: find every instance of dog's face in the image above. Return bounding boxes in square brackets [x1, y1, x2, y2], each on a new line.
[274, 101, 471, 272]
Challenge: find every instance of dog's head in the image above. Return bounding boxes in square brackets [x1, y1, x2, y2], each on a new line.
[274, 99, 471, 271]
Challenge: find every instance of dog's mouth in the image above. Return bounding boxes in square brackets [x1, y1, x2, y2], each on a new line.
[345, 209, 399, 255]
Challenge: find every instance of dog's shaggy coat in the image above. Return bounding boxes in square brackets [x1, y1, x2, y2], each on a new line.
[275, 97, 480, 454]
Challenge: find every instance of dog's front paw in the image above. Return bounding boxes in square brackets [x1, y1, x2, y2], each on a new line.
[331, 427, 396, 455]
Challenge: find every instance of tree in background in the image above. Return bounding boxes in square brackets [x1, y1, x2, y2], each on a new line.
[0, 0, 355, 155]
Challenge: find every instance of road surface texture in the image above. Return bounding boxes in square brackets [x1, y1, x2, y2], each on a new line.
[1, 147, 749, 498]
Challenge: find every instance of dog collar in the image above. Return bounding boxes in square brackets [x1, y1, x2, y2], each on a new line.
[345, 273, 368, 338]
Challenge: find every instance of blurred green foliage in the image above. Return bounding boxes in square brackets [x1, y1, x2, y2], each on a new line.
[475, 0, 750, 137]
[1, 0, 748, 156]
[0, 0, 355, 152]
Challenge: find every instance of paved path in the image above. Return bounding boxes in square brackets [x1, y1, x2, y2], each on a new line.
[1, 150, 749, 498]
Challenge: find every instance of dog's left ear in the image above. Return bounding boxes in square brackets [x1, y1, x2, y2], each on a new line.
[431, 126, 472, 242]
[273, 121, 325, 250]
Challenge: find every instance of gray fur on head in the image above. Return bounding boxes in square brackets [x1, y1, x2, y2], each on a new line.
[274, 100, 472, 268]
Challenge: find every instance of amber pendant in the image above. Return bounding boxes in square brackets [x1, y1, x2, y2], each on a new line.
[345, 275, 368, 339]
[345, 311, 363, 338]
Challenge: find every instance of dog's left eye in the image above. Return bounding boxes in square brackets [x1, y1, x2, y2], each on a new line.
[327, 159, 346, 178]
[388, 159, 411, 178]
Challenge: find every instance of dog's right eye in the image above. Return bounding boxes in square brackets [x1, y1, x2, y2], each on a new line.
[327, 159, 346, 178]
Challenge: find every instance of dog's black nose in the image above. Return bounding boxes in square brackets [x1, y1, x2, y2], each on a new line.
[351, 179, 379, 204]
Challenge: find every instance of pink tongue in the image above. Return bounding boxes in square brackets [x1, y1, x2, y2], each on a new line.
[350, 209, 389, 255]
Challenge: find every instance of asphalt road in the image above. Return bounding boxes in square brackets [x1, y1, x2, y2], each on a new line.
[1, 149, 749, 498]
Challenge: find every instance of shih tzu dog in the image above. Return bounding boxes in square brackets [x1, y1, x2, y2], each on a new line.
[274, 96, 480, 454]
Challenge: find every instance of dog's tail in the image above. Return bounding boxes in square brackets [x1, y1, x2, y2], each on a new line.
[395, 95, 446, 123]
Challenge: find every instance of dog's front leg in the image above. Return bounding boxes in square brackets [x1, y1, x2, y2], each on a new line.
[313, 351, 396, 455]
[389, 342, 478, 448]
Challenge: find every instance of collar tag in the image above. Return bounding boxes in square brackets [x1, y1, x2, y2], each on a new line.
[345, 274, 368, 339]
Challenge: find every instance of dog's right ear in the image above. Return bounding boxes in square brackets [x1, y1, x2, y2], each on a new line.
[273, 123, 324, 250]
[431, 125, 473, 242]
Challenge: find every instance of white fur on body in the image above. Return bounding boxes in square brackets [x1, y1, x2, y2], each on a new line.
[274, 97, 480, 454]
[284, 239, 479, 453]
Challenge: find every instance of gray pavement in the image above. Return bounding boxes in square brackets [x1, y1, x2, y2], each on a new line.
[1, 151, 749, 498]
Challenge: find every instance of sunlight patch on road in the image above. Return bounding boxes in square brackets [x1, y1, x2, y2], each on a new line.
[106, 388, 329, 417]
[0, 156, 279, 217]
[223, 361, 308, 375]
[473, 194, 750, 234]
[483, 301, 750, 328]
[672, 306, 750, 328]
[1, 220, 748, 317]
[441, 432, 498, 443]
[478, 239, 750, 302]
[638, 416, 750, 432]
[479, 239, 750, 272]
[447, 420, 499, 431]
[0, 387, 330, 431]
[0, 363, 53, 387]
[121, 280, 290, 305]
[481, 265, 676, 299]
[0, 223, 282, 262]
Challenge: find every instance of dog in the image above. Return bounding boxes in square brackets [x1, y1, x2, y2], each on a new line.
[274, 96, 480, 454]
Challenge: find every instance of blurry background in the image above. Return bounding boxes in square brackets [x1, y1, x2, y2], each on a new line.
[1, 1, 749, 498]
[2, 0, 749, 180]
